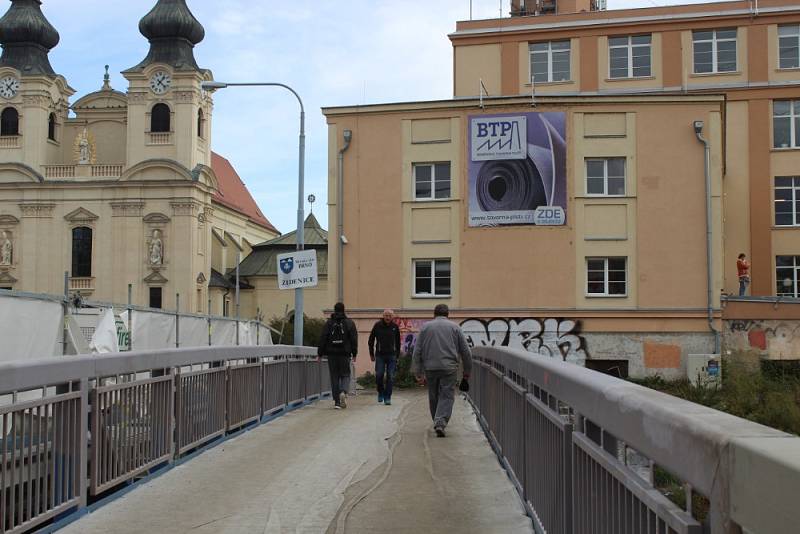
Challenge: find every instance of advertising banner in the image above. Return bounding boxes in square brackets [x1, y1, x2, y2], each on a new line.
[468, 112, 567, 227]
[277, 249, 318, 290]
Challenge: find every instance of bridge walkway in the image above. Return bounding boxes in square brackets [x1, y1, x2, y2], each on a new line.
[58, 391, 533, 534]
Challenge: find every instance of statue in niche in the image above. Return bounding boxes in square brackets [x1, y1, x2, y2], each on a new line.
[0, 231, 11, 266]
[73, 127, 96, 164]
[149, 229, 163, 265]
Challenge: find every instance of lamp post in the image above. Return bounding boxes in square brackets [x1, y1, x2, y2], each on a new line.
[202, 80, 306, 346]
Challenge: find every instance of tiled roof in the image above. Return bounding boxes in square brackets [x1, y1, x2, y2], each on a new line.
[210, 152, 278, 234]
[237, 214, 328, 277]
[255, 213, 327, 247]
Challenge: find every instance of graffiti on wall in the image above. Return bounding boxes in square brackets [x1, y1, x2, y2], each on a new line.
[394, 317, 587, 365]
[725, 319, 800, 359]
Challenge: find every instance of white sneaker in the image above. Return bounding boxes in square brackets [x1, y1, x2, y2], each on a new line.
[339, 391, 347, 409]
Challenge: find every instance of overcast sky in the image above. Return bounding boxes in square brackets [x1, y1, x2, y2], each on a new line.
[39, 0, 716, 234]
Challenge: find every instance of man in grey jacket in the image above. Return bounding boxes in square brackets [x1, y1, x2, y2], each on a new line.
[412, 304, 472, 437]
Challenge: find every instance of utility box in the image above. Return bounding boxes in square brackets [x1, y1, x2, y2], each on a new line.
[687, 354, 722, 387]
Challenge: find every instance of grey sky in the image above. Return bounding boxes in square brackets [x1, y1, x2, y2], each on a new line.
[38, 0, 716, 234]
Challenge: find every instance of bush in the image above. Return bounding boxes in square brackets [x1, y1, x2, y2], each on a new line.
[632, 356, 800, 436]
[356, 355, 421, 390]
[268, 314, 326, 347]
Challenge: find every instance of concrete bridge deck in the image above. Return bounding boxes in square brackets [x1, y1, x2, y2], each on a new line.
[59, 391, 534, 534]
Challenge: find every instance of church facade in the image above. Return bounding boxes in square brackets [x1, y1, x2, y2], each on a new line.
[0, 0, 279, 315]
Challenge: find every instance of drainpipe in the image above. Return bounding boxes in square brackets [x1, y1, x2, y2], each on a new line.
[337, 129, 352, 303]
[693, 120, 721, 353]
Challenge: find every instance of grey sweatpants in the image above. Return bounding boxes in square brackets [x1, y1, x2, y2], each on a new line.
[425, 370, 457, 428]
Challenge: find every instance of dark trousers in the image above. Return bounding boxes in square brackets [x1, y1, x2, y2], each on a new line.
[375, 355, 397, 399]
[425, 370, 457, 428]
[328, 356, 351, 404]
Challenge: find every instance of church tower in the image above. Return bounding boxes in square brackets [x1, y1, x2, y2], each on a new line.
[123, 0, 213, 172]
[0, 0, 73, 170]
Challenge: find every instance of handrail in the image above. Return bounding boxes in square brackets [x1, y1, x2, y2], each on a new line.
[0, 345, 315, 394]
[468, 346, 800, 534]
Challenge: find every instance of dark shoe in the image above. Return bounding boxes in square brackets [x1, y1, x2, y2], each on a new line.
[384, 398, 391, 406]
[378, 394, 384, 403]
[334, 404, 342, 410]
[434, 426, 446, 438]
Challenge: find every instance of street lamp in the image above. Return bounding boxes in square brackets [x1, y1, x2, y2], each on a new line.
[202, 80, 306, 346]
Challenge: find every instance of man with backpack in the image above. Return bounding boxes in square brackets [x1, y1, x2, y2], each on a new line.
[368, 309, 401, 405]
[318, 302, 359, 409]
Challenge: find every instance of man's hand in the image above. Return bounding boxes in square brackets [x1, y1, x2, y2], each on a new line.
[370, 354, 375, 362]
[463, 373, 470, 380]
[352, 355, 357, 362]
[415, 374, 426, 386]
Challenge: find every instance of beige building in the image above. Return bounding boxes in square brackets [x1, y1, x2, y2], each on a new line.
[324, 0, 800, 378]
[0, 0, 279, 315]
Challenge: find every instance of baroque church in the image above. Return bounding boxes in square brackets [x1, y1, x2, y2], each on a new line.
[0, 0, 280, 315]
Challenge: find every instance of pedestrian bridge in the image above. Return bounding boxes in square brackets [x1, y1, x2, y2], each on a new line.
[1, 346, 799, 534]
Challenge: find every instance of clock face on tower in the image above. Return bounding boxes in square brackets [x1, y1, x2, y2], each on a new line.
[0, 76, 19, 99]
[149, 71, 172, 95]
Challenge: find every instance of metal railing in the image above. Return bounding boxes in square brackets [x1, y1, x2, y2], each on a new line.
[0, 345, 326, 534]
[467, 346, 800, 534]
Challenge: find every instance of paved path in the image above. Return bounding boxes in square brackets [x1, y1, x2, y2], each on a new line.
[60, 390, 533, 533]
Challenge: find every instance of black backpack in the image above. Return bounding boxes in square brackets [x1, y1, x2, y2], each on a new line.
[327, 319, 348, 353]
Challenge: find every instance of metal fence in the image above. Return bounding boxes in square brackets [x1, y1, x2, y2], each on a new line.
[0, 345, 325, 534]
[467, 346, 800, 534]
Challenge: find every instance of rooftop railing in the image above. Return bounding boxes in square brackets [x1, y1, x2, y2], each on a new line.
[0, 345, 326, 534]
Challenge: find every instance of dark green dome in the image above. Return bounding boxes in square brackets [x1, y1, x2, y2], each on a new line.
[0, 0, 60, 76]
[129, 0, 205, 72]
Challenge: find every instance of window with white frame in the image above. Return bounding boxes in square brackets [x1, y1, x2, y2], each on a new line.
[776, 255, 800, 297]
[414, 162, 451, 200]
[530, 40, 571, 83]
[608, 35, 651, 78]
[586, 257, 627, 296]
[774, 177, 800, 226]
[774, 100, 800, 148]
[413, 259, 451, 297]
[779, 25, 800, 69]
[586, 158, 625, 196]
[693, 29, 737, 74]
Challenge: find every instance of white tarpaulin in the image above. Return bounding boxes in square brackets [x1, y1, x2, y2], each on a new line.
[89, 308, 119, 354]
[210, 319, 237, 346]
[0, 293, 62, 361]
[179, 315, 209, 348]
[120, 310, 176, 351]
[258, 324, 273, 345]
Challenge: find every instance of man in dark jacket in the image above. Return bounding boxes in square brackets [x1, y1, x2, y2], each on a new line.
[368, 309, 401, 405]
[318, 302, 358, 409]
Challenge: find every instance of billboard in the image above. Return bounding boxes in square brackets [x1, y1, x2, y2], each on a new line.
[468, 112, 567, 227]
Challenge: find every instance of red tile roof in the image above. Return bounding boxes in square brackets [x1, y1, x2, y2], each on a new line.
[210, 152, 279, 234]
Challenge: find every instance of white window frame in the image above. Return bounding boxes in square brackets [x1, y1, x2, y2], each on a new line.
[779, 24, 800, 70]
[529, 40, 571, 83]
[776, 255, 800, 297]
[413, 258, 451, 298]
[774, 176, 800, 226]
[413, 162, 451, 201]
[608, 35, 652, 79]
[585, 158, 626, 197]
[692, 29, 737, 74]
[586, 257, 628, 297]
[773, 100, 800, 149]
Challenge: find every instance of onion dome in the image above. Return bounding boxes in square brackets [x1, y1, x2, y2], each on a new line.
[0, 0, 60, 76]
[128, 0, 205, 72]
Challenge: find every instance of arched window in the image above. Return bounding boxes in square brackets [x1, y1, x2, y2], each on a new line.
[1, 107, 19, 136]
[150, 103, 171, 133]
[47, 112, 56, 141]
[197, 108, 205, 138]
[71, 227, 92, 277]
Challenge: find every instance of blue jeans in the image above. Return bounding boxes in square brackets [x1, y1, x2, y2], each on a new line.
[739, 277, 750, 296]
[375, 355, 397, 400]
